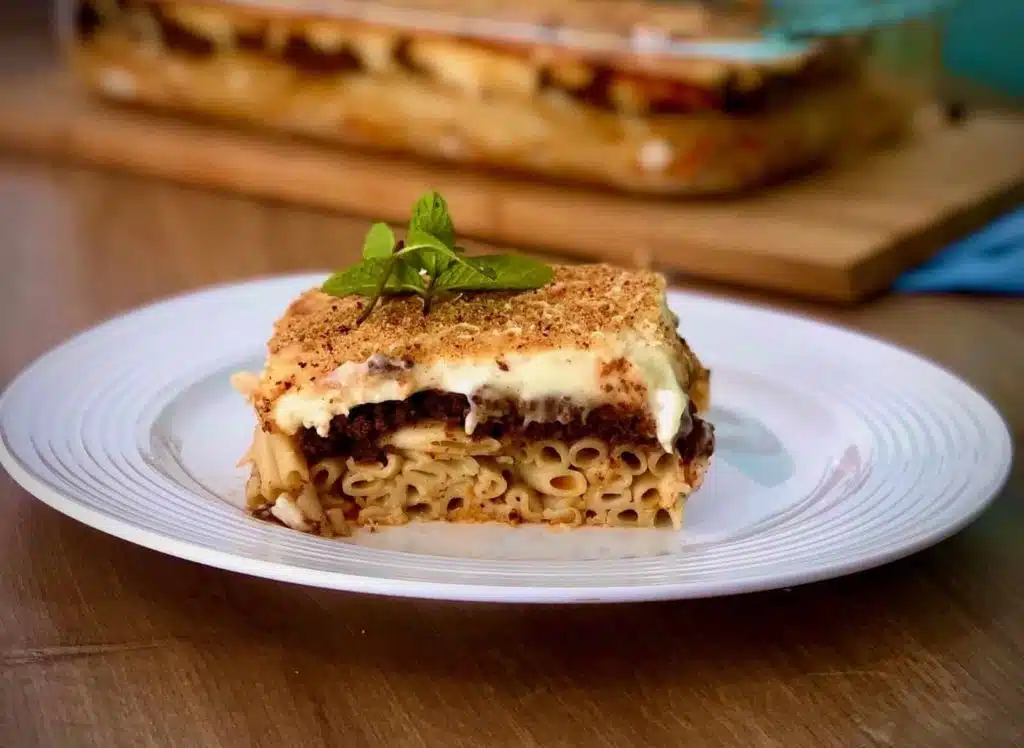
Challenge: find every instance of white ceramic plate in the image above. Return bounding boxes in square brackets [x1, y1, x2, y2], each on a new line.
[0, 274, 1012, 603]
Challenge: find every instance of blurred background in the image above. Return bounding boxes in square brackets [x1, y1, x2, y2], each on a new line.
[0, 0, 1020, 301]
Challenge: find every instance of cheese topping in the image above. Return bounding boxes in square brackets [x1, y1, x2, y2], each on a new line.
[271, 331, 688, 452]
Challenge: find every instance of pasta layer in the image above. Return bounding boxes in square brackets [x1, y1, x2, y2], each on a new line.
[241, 423, 711, 534]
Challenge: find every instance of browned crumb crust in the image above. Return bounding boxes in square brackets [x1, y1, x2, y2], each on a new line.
[272, 264, 671, 362]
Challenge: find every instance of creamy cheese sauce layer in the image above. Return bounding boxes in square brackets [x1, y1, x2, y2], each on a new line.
[271, 333, 689, 452]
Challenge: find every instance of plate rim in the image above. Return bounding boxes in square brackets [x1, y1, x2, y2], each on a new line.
[0, 274, 1015, 604]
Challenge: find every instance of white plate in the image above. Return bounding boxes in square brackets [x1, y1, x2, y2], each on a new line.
[0, 274, 1012, 603]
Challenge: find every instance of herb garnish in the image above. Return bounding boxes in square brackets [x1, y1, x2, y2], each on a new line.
[322, 191, 553, 324]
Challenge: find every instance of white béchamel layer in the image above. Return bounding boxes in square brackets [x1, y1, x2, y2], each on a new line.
[270, 331, 689, 452]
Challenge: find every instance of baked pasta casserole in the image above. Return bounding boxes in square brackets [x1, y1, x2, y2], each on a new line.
[67, 0, 913, 194]
[232, 263, 715, 536]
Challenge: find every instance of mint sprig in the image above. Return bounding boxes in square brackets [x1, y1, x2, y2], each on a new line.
[321, 190, 553, 323]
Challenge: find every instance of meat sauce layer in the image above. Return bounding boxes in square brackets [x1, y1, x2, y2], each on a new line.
[298, 389, 715, 464]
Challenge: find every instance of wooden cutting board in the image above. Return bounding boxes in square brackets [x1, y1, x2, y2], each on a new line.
[1, 67, 1022, 303]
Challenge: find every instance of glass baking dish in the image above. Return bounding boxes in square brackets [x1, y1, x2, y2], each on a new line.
[57, 1, 936, 195]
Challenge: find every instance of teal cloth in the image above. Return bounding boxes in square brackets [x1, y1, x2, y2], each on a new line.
[766, 0, 950, 36]
[894, 209, 1024, 295]
[943, 2, 1024, 98]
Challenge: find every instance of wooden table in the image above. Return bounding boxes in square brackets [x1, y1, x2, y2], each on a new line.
[1, 155, 1022, 747]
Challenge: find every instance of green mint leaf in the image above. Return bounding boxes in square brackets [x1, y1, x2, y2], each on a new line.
[362, 222, 395, 259]
[436, 255, 554, 292]
[322, 259, 391, 298]
[321, 257, 425, 299]
[390, 257, 429, 294]
[408, 191, 455, 250]
[403, 230, 496, 281]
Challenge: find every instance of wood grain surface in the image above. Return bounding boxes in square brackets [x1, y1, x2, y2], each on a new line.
[1, 55, 1023, 304]
[1, 155, 1022, 748]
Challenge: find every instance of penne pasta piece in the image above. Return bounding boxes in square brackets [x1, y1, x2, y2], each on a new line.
[519, 463, 587, 498]
[569, 438, 609, 470]
[646, 448, 681, 479]
[311, 457, 346, 491]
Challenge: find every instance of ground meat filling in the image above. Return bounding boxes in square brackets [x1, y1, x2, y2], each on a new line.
[297, 389, 714, 465]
